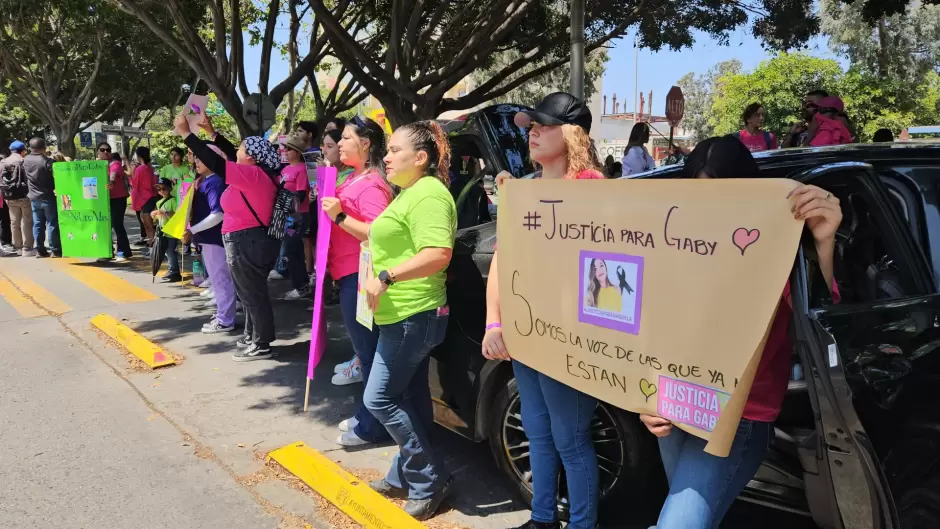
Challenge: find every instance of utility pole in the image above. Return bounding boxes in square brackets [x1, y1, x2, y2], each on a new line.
[634, 34, 639, 120]
[570, 0, 585, 99]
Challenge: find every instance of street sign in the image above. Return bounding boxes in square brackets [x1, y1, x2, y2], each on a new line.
[666, 86, 685, 127]
[243, 93, 276, 133]
[79, 132, 92, 148]
[100, 124, 150, 138]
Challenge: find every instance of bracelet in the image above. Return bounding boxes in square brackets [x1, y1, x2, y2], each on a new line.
[485, 323, 502, 331]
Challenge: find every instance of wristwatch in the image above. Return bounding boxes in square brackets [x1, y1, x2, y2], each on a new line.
[334, 212, 347, 225]
[378, 270, 395, 286]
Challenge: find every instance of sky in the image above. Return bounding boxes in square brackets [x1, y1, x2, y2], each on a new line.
[244, 18, 844, 117]
[601, 28, 841, 116]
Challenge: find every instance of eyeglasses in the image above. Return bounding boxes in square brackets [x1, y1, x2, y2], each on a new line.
[98, 148, 111, 153]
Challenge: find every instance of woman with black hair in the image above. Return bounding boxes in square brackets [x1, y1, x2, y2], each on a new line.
[322, 118, 394, 452]
[95, 143, 132, 261]
[130, 146, 158, 252]
[174, 110, 282, 361]
[734, 103, 777, 152]
[641, 135, 841, 529]
[621, 122, 655, 177]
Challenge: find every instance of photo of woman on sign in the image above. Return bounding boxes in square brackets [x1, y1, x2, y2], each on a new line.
[580, 252, 642, 334]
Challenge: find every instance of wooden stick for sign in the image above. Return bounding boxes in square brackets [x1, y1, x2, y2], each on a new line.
[303, 378, 311, 412]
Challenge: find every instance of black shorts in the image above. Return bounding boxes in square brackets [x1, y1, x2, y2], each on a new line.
[139, 196, 159, 214]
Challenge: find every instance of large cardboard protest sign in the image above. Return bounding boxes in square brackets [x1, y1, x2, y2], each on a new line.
[53, 160, 112, 258]
[497, 179, 803, 456]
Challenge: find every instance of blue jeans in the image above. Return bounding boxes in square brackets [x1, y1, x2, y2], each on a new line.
[651, 418, 773, 529]
[513, 360, 599, 529]
[365, 307, 449, 500]
[31, 199, 60, 254]
[336, 273, 390, 443]
[165, 237, 180, 275]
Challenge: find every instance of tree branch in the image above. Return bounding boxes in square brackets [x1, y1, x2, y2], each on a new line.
[258, 0, 281, 93]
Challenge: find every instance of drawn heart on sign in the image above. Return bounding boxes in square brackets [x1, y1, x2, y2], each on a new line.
[639, 378, 657, 401]
[732, 228, 760, 255]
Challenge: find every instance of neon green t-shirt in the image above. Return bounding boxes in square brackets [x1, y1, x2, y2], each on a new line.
[155, 196, 177, 229]
[160, 164, 192, 202]
[369, 176, 457, 325]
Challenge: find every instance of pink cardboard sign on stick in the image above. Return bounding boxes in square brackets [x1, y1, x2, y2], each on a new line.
[307, 166, 338, 380]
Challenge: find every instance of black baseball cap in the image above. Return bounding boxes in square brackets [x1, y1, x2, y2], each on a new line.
[514, 92, 592, 133]
[157, 177, 174, 189]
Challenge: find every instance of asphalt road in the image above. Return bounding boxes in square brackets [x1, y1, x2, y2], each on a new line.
[0, 314, 280, 529]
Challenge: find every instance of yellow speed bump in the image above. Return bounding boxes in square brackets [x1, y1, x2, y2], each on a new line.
[91, 313, 175, 368]
[268, 442, 425, 529]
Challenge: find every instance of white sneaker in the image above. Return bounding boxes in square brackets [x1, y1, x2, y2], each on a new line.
[202, 277, 212, 288]
[331, 358, 362, 386]
[336, 430, 371, 447]
[268, 270, 286, 281]
[202, 318, 235, 334]
[338, 417, 359, 433]
[283, 287, 310, 300]
[236, 301, 243, 313]
[334, 356, 356, 374]
[308, 272, 316, 286]
[203, 297, 217, 308]
[199, 287, 214, 298]
[21, 249, 36, 257]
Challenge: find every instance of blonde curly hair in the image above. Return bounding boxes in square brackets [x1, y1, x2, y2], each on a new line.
[560, 124, 602, 179]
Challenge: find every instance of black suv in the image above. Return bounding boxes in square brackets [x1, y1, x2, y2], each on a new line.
[431, 137, 940, 529]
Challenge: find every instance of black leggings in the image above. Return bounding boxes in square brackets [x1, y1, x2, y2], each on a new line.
[110, 198, 132, 257]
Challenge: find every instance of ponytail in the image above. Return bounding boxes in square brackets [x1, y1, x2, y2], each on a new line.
[400, 120, 451, 186]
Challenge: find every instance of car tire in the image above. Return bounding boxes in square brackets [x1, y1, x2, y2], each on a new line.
[486, 375, 658, 521]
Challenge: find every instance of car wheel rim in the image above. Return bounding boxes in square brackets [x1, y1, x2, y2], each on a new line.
[502, 393, 626, 502]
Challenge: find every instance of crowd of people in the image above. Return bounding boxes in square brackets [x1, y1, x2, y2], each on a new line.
[0, 86, 855, 528]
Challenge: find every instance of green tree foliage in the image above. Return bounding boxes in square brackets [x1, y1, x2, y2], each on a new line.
[676, 60, 742, 142]
[708, 53, 940, 143]
[0, 90, 44, 147]
[710, 54, 844, 138]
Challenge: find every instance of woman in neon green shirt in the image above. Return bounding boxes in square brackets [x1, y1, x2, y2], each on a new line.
[361, 120, 456, 520]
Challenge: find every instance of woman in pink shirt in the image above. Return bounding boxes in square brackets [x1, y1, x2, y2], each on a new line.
[805, 96, 853, 147]
[735, 103, 778, 152]
[131, 147, 158, 250]
[175, 111, 282, 362]
[100, 144, 132, 261]
[277, 136, 313, 300]
[319, 117, 393, 447]
[639, 136, 842, 529]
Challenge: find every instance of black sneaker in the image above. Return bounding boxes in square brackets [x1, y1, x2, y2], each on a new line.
[510, 521, 561, 529]
[36, 251, 50, 258]
[161, 274, 183, 283]
[134, 240, 148, 247]
[404, 476, 453, 521]
[369, 478, 408, 500]
[235, 336, 252, 348]
[233, 342, 271, 362]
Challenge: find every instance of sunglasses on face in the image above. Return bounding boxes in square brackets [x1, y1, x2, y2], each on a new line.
[99, 148, 111, 153]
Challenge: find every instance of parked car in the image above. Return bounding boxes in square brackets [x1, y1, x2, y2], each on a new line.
[431, 141, 940, 528]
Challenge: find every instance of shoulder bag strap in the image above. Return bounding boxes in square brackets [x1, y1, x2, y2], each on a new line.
[240, 192, 266, 229]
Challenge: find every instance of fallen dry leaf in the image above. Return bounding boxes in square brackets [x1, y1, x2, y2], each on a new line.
[237, 443, 246, 448]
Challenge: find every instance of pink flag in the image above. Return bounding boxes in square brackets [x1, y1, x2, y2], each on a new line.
[307, 166, 337, 379]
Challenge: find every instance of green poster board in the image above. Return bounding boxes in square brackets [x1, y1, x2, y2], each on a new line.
[53, 160, 113, 258]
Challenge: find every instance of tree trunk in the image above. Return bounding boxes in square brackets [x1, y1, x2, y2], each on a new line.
[381, 96, 419, 129]
[53, 124, 77, 159]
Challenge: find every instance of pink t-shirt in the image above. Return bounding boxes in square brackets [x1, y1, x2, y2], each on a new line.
[743, 280, 840, 422]
[737, 129, 778, 152]
[280, 164, 311, 213]
[130, 164, 157, 210]
[109, 161, 129, 199]
[809, 114, 852, 147]
[327, 170, 392, 279]
[219, 162, 277, 234]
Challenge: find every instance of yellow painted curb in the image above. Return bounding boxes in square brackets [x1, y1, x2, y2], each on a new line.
[91, 313, 176, 368]
[269, 442, 425, 529]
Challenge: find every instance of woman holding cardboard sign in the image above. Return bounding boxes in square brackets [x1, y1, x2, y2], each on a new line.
[319, 118, 393, 448]
[359, 120, 457, 520]
[483, 92, 604, 529]
[639, 135, 842, 529]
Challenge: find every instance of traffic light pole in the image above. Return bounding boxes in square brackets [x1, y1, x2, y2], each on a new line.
[570, 0, 585, 100]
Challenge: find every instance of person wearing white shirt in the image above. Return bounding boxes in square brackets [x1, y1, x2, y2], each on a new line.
[621, 123, 655, 177]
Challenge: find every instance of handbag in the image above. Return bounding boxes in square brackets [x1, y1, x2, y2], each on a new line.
[240, 181, 295, 241]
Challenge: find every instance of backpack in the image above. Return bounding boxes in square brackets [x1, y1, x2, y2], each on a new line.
[0, 158, 29, 200]
[241, 179, 295, 241]
[734, 130, 774, 151]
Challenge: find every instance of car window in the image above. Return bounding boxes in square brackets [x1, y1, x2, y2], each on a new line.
[804, 170, 919, 307]
[486, 113, 533, 177]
